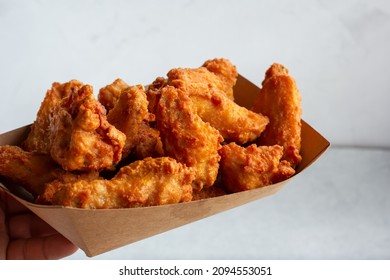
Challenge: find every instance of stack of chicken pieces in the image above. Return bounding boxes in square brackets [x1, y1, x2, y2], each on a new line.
[0, 58, 302, 209]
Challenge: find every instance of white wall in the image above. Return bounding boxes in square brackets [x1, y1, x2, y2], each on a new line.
[1, 0, 389, 148]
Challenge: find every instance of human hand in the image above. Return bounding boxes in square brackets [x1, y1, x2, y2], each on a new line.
[0, 188, 78, 259]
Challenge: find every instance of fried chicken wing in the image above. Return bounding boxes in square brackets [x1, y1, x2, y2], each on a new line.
[167, 62, 269, 144]
[146, 76, 167, 114]
[49, 84, 126, 171]
[252, 63, 302, 168]
[98, 78, 130, 112]
[202, 58, 237, 100]
[0, 145, 67, 196]
[22, 80, 84, 153]
[106, 85, 153, 158]
[37, 157, 194, 208]
[104, 83, 164, 160]
[218, 143, 295, 193]
[134, 123, 164, 159]
[2, 58, 305, 211]
[155, 86, 223, 191]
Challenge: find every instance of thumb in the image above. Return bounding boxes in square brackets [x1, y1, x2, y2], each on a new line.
[7, 234, 78, 260]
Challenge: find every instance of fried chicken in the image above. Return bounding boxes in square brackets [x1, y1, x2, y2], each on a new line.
[202, 58, 237, 100]
[133, 123, 164, 159]
[106, 85, 154, 158]
[103, 82, 164, 160]
[146, 76, 167, 114]
[155, 86, 223, 191]
[167, 60, 269, 144]
[22, 80, 84, 153]
[0, 145, 67, 196]
[1, 58, 304, 211]
[49, 84, 126, 171]
[252, 63, 302, 168]
[98, 78, 130, 112]
[21, 80, 126, 172]
[37, 157, 194, 208]
[218, 143, 295, 193]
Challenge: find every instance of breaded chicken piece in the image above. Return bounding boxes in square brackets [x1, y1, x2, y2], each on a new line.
[104, 83, 164, 160]
[145, 76, 167, 114]
[202, 58, 237, 100]
[22, 80, 84, 153]
[0, 145, 66, 196]
[134, 123, 164, 159]
[252, 63, 302, 168]
[155, 86, 223, 191]
[98, 78, 130, 112]
[106, 85, 153, 158]
[49, 84, 126, 171]
[218, 143, 295, 193]
[167, 64, 269, 144]
[37, 157, 194, 208]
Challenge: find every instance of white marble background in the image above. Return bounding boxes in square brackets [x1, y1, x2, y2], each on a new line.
[0, 0, 389, 259]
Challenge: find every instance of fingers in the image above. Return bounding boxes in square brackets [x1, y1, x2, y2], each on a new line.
[1, 190, 78, 259]
[7, 234, 78, 260]
[0, 206, 8, 260]
[0, 188, 28, 215]
[7, 212, 58, 239]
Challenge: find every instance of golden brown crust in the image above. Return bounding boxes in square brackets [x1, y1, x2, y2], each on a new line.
[133, 123, 164, 159]
[167, 64, 269, 144]
[1, 58, 303, 209]
[145, 76, 167, 114]
[49, 84, 126, 171]
[106, 85, 151, 158]
[98, 78, 130, 112]
[105, 83, 165, 160]
[218, 143, 295, 192]
[202, 58, 237, 100]
[22, 80, 84, 153]
[21, 80, 126, 172]
[252, 63, 302, 168]
[155, 86, 223, 191]
[0, 145, 67, 196]
[37, 157, 194, 208]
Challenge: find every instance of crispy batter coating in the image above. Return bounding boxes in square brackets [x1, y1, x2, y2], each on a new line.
[155, 86, 223, 191]
[49, 84, 126, 171]
[0, 145, 66, 196]
[107, 85, 153, 158]
[22, 80, 84, 153]
[218, 143, 295, 193]
[105, 83, 164, 160]
[252, 63, 302, 167]
[1, 58, 303, 210]
[202, 58, 237, 100]
[22, 80, 126, 172]
[134, 123, 164, 159]
[37, 157, 194, 208]
[146, 76, 167, 114]
[98, 78, 130, 112]
[167, 62, 269, 144]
